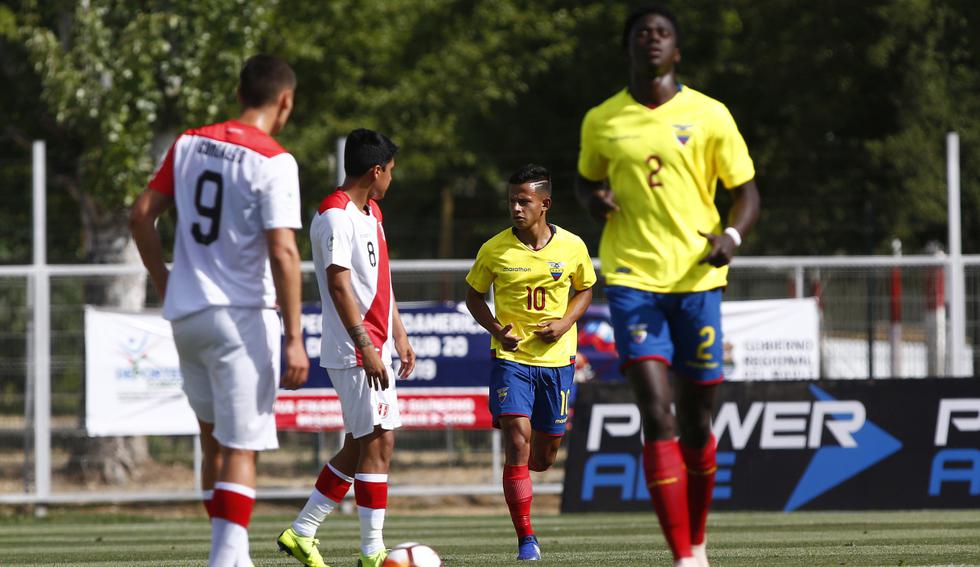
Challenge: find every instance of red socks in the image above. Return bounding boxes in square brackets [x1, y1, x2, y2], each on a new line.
[317, 463, 354, 503]
[503, 464, 534, 539]
[212, 482, 255, 528]
[681, 435, 717, 546]
[643, 440, 691, 560]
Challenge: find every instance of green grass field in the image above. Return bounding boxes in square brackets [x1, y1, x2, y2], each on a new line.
[0, 509, 977, 566]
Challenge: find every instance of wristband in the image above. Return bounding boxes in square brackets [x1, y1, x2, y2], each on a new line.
[724, 226, 742, 247]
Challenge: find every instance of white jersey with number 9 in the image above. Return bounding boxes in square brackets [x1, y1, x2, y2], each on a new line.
[148, 120, 302, 321]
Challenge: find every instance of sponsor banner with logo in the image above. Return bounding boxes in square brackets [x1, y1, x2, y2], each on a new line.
[275, 388, 491, 431]
[84, 306, 199, 436]
[562, 378, 980, 512]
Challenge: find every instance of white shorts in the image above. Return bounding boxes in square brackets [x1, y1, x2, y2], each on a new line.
[172, 307, 281, 451]
[328, 365, 402, 439]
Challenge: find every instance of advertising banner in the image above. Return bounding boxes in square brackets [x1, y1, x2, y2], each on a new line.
[84, 306, 199, 436]
[562, 378, 980, 512]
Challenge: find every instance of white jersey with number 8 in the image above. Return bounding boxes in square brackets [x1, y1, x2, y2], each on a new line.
[148, 120, 302, 321]
[310, 189, 394, 370]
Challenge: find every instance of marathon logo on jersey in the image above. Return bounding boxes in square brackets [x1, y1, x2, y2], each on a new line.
[628, 323, 648, 344]
[548, 261, 565, 281]
[377, 402, 390, 418]
[673, 124, 694, 146]
[503, 266, 531, 273]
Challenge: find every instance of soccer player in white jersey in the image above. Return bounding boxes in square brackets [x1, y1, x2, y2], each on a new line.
[277, 129, 415, 567]
[129, 54, 309, 567]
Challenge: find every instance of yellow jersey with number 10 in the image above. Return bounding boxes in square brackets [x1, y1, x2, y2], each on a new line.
[466, 225, 597, 367]
[578, 86, 755, 293]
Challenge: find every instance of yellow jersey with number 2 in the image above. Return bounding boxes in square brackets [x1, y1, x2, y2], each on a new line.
[578, 86, 755, 293]
[466, 225, 597, 367]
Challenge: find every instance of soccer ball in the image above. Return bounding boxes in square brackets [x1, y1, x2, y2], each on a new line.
[381, 542, 443, 567]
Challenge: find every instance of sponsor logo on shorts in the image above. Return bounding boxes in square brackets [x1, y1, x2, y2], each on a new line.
[547, 261, 565, 281]
[497, 387, 509, 403]
[377, 402, 390, 418]
[628, 323, 648, 344]
[554, 416, 568, 424]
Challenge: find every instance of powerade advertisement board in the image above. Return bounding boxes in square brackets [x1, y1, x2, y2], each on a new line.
[562, 378, 980, 511]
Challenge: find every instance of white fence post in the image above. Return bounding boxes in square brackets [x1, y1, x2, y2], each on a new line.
[32, 140, 51, 513]
[947, 132, 967, 376]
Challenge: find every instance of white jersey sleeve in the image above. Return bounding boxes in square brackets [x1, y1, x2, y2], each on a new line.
[257, 153, 302, 230]
[318, 209, 355, 271]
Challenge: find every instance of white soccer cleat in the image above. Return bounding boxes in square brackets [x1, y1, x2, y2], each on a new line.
[674, 558, 699, 567]
[692, 542, 710, 567]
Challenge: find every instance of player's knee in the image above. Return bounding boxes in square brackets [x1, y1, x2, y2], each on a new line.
[642, 405, 677, 439]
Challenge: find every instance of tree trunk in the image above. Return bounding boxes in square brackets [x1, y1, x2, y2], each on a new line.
[66, 201, 151, 485]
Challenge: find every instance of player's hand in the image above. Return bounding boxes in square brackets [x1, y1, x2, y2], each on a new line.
[281, 336, 310, 390]
[587, 188, 619, 224]
[395, 335, 416, 378]
[533, 319, 570, 343]
[495, 323, 520, 351]
[361, 346, 389, 390]
[698, 230, 737, 267]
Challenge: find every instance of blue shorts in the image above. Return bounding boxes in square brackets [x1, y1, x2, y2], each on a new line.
[489, 360, 574, 436]
[606, 285, 725, 384]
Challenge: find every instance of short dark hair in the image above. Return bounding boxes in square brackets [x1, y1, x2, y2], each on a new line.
[508, 164, 551, 195]
[344, 129, 399, 177]
[238, 54, 296, 108]
[622, 5, 682, 50]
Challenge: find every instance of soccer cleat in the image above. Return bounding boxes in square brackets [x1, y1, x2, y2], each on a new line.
[674, 558, 699, 567]
[277, 527, 329, 567]
[356, 549, 388, 567]
[517, 535, 541, 561]
[692, 542, 710, 567]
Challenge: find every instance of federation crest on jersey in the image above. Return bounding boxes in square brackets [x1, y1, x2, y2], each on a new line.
[673, 123, 694, 146]
[497, 387, 509, 403]
[628, 323, 648, 344]
[547, 261, 565, 281]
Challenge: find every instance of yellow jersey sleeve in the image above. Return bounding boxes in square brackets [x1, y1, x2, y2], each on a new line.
[713, 104, 755, 189]
[465, 243, 494, 294]
[571, 239, 598, 291]
[578, 109, 608, 182]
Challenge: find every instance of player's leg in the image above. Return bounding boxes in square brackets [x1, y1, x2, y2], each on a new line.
[354, 426, 394, 567]
[670, 289, 725, 567]
[527, 363, 572, 473]
[607, 286, 693, 565]
[489, 360, 540, 560]
[207, 308, 282, 567]
[173, 315, 221, 521]
[328, 364, 400, 567]
[199, 420, 222, 519]
[279, 433, 358, 567]
[676, 380, 717, 567]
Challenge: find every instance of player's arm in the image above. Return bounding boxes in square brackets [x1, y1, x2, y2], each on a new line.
[464, 285, 520, 351]
[533, 286, 594, 343]
[391, 302, 416, 378]
[575, 175, 619, 225]
[327, 265, 388, 389]
[699, 179, 760, 267]
[128, 189, 174, 299]
[268, 228, 310, 389]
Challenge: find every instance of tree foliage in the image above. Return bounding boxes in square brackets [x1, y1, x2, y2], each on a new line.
[2, 0, 980, 262]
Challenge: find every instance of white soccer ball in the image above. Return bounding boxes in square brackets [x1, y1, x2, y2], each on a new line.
[381, 542, 443, 567]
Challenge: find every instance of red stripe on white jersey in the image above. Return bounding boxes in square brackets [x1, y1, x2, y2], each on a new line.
[358, 207, 391, 366]
[319, 188, 351, 213]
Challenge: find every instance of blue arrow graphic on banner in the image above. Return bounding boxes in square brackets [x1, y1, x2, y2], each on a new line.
[784, 385, 902, 511]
